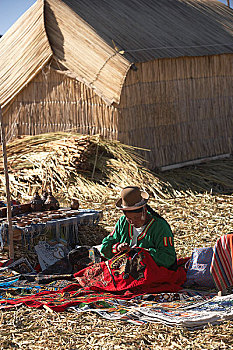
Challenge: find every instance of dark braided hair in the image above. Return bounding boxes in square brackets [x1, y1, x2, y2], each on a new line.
[146, 204, 165, 221]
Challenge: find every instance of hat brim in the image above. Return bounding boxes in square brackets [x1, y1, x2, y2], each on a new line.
[116, 190, 149, 210]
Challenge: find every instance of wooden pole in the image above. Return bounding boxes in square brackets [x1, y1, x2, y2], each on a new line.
[0, 105, 14, 259]
[227, 0, 230, 7]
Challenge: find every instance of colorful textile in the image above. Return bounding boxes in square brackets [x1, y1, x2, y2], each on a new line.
[101, 214, 176, 268]
[74, 248, 185, 293]
[70, 290, 225, 329]
[0, 248, 186, 312]
[1, 285, 220, 330]
[210, 234, 233, 291]
[184, 247, 215, 289]
[0, 266, 72, 300]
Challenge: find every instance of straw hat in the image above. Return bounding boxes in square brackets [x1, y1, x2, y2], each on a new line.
[116, 186, 149, 210]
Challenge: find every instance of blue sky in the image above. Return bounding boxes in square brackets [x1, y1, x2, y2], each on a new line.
[0, 0, 36, 35]
[0, 0, 232, 36]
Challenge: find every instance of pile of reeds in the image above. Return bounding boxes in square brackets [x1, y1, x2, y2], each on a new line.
[156, 158, 233, 196]
[0, 132, 233, 205]
[0, 132, 165, 203]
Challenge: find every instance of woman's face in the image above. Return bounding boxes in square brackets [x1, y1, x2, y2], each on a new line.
[124, 208, 146, 228]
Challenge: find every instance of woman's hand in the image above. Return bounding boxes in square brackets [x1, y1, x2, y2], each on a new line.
[117, 243, 130, 252]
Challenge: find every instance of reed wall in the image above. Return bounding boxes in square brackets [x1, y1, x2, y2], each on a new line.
[3, 54, 233, 169]
[3, 68, 119, 141]
[118, 54, 233, 168]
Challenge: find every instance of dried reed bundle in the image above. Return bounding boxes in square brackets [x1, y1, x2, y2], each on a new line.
[156, 157, 233, 196]
[0, 132, 165, 202]
[0, 132, 233, 205]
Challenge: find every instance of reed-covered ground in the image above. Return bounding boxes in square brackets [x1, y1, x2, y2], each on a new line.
[0, 133, 233, 349]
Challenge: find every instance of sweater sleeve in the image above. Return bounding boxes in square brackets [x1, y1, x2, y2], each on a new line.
[100, 219, 122, 259]
[148, 220, 177, 269]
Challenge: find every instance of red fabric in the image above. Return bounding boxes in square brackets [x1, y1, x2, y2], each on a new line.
[0, 248, 186, 312]
[74, 247, 186, 294]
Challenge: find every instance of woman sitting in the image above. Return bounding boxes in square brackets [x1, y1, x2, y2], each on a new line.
[98, 186, 186, 292]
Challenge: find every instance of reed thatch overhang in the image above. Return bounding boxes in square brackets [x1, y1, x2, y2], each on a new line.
[0, 0, 131, 109]
[43, 0, 131, 105]
[0, 0, 233, 111]
[0, 0, 53, 110]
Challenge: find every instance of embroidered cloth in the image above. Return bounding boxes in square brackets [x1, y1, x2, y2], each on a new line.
[0, 248, 186, 312]
[71, 292, 233, 329]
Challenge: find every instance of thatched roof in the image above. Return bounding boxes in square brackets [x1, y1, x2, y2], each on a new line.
[0, 0, 233, 109]
[44, 0, 130, 105]
[0, 0, 53, 109]
[62, 0, 233, 62]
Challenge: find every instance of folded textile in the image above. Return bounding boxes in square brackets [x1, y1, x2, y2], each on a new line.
[70, 290, 220, 328]
[183, 247, 215, 289]
[35, 241, 69, 271]
[211, 233, 233, 291]
[126, 294, 233, 329]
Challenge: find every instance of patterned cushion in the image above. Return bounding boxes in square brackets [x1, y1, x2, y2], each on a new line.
[184, 247, 215, 288]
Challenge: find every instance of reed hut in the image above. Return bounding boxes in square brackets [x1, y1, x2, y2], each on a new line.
[0, 0, 233, 169]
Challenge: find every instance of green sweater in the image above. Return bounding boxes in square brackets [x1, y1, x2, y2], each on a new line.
[100, 214, 177, 269]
